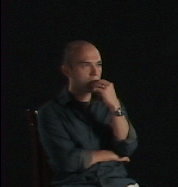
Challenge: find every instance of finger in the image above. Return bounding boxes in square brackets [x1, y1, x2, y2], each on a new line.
[91, 81, 108, 88]
[92, 87, 104, 93]
[98, 79, 111, 86]
[89, 80, 101, 88]
[90, 80, 106, 89]
[93, 83, 107, 89]
[117, 157, 130, 162]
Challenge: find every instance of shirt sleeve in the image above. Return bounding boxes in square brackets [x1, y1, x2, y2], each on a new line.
[38, 104, 92, 173]
[111, 104, 138, 157]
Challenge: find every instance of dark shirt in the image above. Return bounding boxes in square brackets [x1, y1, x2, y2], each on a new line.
[38, 88, 138, 187]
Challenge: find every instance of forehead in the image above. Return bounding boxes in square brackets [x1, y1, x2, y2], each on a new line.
[73, 44, 101, 63]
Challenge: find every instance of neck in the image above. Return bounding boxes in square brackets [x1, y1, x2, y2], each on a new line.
[68, 85, 92, 102]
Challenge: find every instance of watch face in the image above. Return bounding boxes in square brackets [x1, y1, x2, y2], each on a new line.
[117, 108, 123, 116]
[111, 108, 124, 116]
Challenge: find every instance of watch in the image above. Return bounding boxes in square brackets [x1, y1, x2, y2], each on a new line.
[110, 107, 124, 116]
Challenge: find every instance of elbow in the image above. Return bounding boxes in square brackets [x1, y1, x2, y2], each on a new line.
[125, 139, 138, 156]
[112, 139, 138, 157]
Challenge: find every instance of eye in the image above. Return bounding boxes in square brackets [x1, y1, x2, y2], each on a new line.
[83, 63, 90, 67]
[97, 63, 102, 66]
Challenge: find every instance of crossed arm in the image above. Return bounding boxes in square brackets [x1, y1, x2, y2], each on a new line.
[87, 80, 137, 168]
[38, 104, 137, 172]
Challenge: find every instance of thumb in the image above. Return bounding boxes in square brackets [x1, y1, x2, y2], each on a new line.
[93, 87, 103, 94]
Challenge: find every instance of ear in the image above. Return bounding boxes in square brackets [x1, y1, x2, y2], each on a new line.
[61, 65, 72, 78]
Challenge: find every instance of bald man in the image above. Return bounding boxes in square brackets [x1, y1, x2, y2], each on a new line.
[39, 40, 139, 187]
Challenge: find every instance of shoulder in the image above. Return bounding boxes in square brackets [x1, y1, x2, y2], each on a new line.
[38, 97, 65, 117]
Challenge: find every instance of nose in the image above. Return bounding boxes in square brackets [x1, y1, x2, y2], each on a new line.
[90, 65, 98, 76]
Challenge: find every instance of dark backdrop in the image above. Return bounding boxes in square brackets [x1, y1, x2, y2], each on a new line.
[2, 1, 178, 187]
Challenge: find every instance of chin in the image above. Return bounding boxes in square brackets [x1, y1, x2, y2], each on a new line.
[83, 85, 93, 93]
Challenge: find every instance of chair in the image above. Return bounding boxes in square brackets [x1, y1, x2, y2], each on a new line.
[26, 110, 150, 187]
[25, 109, 53, 187]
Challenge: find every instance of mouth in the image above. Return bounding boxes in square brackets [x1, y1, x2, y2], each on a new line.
[89, 77, 100, 82]
[88, 79, 99, 84]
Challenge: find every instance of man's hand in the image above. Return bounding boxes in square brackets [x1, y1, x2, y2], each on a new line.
[89, 150, 130, 167]
[90, 79, 120, 111]
[90, 79, 130, 141]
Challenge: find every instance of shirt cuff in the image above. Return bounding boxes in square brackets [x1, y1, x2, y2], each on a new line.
[126, 123, 137, 143]
[81, 151, 92, 169]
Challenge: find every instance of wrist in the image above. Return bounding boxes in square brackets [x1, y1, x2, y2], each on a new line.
[110, 106, 124, 117]
[109, 102, 121, 112]
[109, 105, 120, 112]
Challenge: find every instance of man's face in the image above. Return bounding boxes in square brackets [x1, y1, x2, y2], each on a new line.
[67, 44, 102, 92]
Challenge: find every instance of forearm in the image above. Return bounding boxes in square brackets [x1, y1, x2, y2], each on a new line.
[110, 115, 129, 140]
[90, 150, 117, 165]
[84, 150, 130, 168]
[109, 102, 129, 140]
[110, 117, 138, 157]
[108, 102, 138, 156]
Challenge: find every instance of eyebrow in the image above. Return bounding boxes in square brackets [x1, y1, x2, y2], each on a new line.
[78, 61, 102, 64]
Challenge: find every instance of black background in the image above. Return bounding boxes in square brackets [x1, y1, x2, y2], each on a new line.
[2, 0, 178, 187]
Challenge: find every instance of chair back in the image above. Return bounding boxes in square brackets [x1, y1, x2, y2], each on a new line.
[26, 109, 53, 187]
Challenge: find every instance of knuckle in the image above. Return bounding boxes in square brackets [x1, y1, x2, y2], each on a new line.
[109, 82, 113, 86]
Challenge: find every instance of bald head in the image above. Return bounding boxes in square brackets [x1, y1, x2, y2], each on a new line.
[62, 40, 100, 67]
[61, 40, 102, 92]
